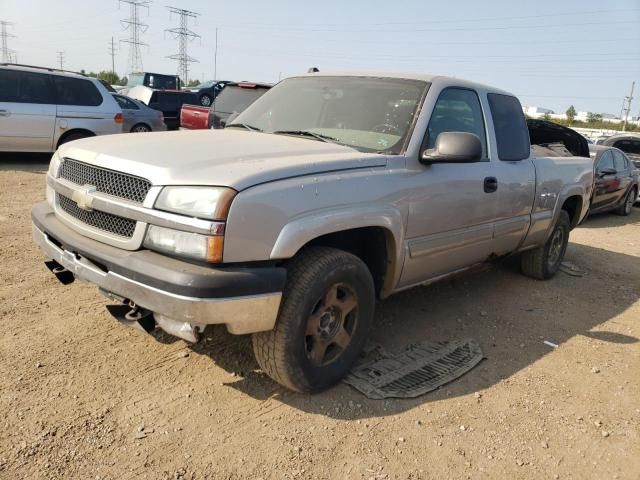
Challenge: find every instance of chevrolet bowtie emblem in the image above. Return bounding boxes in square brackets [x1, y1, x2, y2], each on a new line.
[71, 184, 97, 211]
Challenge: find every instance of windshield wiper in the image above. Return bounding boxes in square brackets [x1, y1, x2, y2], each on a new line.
[226, 123, 262, 132]
[273, 130, 340, 144]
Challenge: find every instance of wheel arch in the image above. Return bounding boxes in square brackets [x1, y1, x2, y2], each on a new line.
[130, 122, 151, 132]
[270, 207, 405, 298]
[56, 129, 95, 148]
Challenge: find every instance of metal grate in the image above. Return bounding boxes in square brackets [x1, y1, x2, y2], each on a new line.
[344, 339, 484, 399]
[58, 159, 151, 204]
[57, 194, 136, 238]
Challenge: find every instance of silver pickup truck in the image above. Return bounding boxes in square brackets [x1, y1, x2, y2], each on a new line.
[32, 72, 594, 392]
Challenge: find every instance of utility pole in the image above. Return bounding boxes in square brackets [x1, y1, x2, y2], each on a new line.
[119, 0, 150, 75]
[622, 81, 635, 132]
[0, 20, 16, 63]
[213, 27, 218, 81]
[165, 7, 200, 85]
[56, 51, 65, 70]
[108, 36, 117, 73]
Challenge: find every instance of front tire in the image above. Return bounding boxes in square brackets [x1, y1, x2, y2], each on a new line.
[252, 247, 375, 393]
[200, 94, 212, 107]
[616, 187, 636, 216]
[521, 210, 570, 280]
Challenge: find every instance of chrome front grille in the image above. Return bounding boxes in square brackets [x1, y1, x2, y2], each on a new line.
[58, 159, 151, 204]
[57, 194, 137, 238]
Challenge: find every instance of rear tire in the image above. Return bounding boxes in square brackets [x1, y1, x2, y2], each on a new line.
[252, 247, 375, 393]
[131, 123, 151, 133]
[521, 210, 570, 280]
[200, 94, 212, 107]
[58, 132, 92, 147]
[616, 187, 636, 216]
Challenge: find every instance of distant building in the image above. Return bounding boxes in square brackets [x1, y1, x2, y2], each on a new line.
[523, 106, 555, 117]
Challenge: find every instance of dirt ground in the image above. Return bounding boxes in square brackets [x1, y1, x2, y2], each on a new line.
[1, 156, 639, 480]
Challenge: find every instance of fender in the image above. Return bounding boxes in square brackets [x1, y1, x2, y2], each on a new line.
[270, 204, 406, 296]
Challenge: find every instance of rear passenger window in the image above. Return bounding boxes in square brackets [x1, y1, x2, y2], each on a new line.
[488, 93, 530, 161]
[0, 69, 55, 104]
[597, 151, 614, 172]
[612, 150, 628, 171]
[53, 77, 103, 106]
[426, 88, 487, 159]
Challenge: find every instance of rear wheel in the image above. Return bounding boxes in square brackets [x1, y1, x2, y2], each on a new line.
[252, 247, 375, 393]
[200, 94, 212, 107]
[58, 132, 92, 146]
[521, 210, 570, 280]
[616, 187, 636, 216]
[131, 123, 151, 133]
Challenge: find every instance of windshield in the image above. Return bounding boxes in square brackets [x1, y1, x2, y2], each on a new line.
[127, 73, 145, 86]
[213, 86, 269, 114]
[195, 80, 215, 88]
[229, 76, 429, 153]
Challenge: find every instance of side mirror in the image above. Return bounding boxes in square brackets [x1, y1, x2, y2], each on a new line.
[421, 132, 482, 164]
[598, 167, 616, 177]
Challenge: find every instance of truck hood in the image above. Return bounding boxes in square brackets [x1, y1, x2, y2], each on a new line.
[58, 130, 388, 190]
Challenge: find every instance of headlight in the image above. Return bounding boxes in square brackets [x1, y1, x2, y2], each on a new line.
[155, 186, 236, 220]
[46, 152, 62, 207]
[143, 225, 224, 263]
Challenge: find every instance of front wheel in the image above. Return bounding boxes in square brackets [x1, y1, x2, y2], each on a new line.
[521, 210, 570, 280]
[252, 247, 375, 393]
[200, 94, 212, 107]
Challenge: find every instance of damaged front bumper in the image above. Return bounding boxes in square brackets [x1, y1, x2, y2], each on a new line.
[31, 202, 285, 340]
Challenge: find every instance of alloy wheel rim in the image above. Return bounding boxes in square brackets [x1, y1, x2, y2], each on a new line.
[202, 96, 211, 106]
[305, 283, 359, 367]
[547, 227, 564, 267]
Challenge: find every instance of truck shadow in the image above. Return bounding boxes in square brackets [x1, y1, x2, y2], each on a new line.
[0, 153, 50, 173]
[154, 242, 640, 420]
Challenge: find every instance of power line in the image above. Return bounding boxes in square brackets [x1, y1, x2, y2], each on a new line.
[0, 20, 16, 63]
[119, 0, 150, 75]
[165, 6, 200, 85]
[56, 50, 65, 69]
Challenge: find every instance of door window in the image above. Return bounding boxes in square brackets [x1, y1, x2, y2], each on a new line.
[612, 150, 628, 171]
[53, 77, 103, 106]
[596, 151, 614, 173]
[0, 69, 55, 104]
[426, 88, 488, 159]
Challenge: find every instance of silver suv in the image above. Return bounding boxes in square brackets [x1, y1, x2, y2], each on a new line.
[0, 64, 123, 153]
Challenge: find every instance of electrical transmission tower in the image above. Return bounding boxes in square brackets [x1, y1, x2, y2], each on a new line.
[1, 21, 16, 63]
[119, 0, 149, 75]
[108, 36, 117, 73]
[621, 81, 635, 132]
[165, 7, 200, 85]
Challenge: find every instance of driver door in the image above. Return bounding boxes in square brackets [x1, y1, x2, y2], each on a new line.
[398, 87, 499, 287]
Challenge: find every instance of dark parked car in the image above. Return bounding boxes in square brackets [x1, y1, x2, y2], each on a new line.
[589, 145, 638, 216]
[186, 80, 231, 107]
[209, 82, 272, 129]
[126, 86, 198, 130]
[126, 72, 181, 90]
[600, 133, 640, 169]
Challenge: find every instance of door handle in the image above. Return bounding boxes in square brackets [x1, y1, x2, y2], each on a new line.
[484, 177, 498, 193]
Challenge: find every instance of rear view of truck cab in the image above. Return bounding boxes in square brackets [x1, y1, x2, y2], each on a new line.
[32, 72, 593, 393]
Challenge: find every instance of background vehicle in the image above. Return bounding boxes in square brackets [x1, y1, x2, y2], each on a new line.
[32, 73, 593, 393]
[0, 63, 123, 152]
[588, 145, 638, 215]
[186, 80, 231, 107]
[126, 72, 181, 90]
[600, 133, 640, 168]
[208, 82, 271, 129]
[112, 93, 167, 133]
[126, 86, 198, 130]
[180, 82, 272, 130]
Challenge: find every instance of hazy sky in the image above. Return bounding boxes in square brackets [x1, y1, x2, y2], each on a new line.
[1, 0, 639, 115]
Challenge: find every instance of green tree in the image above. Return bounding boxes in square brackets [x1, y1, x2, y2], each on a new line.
[186, 79, 200, 87]
[566, 105, 577, 124]
[586, 112, 603, 123]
